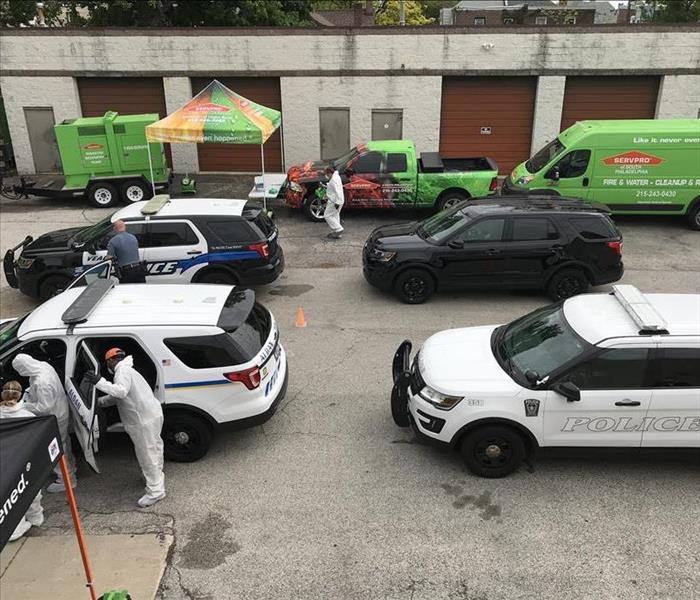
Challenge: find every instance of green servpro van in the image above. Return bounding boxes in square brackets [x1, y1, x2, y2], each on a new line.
[502, 119, 700, 229]
[11, 111, 170, 208]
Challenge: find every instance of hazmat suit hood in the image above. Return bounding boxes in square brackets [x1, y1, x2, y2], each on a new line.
[115, 355, 134, 370]
[12, 354, 44, 377]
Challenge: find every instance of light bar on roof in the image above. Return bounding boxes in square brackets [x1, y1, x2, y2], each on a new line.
[612, 285, 669, 335]
[141, 194, 170, 215]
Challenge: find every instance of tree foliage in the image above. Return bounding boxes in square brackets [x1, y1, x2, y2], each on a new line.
[642, 0, 700, 22]
[375, 0, 433, 25]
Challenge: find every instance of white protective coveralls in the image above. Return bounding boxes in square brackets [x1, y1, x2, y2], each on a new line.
[11, 354, 76, 489]
[0, 402, 44, 540]
[95, 356, 165, 500]
[323, 170, 345, 234]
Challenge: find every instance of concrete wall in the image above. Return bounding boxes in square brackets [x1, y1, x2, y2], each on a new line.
[530, 76, 566, 154]
[655, 75, 700, 119]
[162, 76, 198, 172]
[280, 76, 442, 167]
[0, 76, 81, 174]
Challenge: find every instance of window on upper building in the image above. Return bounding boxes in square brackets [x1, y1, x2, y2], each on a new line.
[535, 15, 548, 25]
[474, 16, 486, 25]
[503, 17, 514, 25]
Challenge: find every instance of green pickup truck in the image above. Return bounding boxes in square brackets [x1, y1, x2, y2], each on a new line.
[283, 140, 499, 221]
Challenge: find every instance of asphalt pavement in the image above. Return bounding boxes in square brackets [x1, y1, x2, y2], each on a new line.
[1, 179, 698, 600]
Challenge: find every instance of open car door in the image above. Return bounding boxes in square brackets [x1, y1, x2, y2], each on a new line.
[66, 260, 114, 292]
[65, 341, 101, 473]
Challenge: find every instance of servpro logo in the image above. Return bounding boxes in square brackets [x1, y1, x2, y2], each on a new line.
[0, 469, 30, 525]
[187, 103, 230, 113]
[602, 151, 664, 166]
[84, 143, 103, 150]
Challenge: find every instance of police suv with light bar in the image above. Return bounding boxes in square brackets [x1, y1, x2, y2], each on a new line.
[0, 274, 288, 465]
[391, 285, 700, 477]
[3, 195, 284, 300]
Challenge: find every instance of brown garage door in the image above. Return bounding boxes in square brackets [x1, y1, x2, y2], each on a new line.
[560, 76, 660, 131]
[440, 77, 537, 174]
[191, 78, 282, 172]
[77, 77, 172, 167]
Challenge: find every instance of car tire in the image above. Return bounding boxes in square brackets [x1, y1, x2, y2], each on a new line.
[303, 194, 326, 222]
[394, 268, 436, 304]
[196, 270, 239, 285]
[435, 191, 468, 212]
[390, 384, 410, 427]
[38, 274, 72, 301]
[546, 268, 589, 301]
[460, 425, 526, 478]
[163, 412, 213, 462]
[687, 203, 700, 231]
[120, 180, 152, 204]
[86, 182, 119, 208]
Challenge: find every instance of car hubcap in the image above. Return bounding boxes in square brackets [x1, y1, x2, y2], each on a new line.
[174, 431, 190, 445]
[404, 277, 426, 300]
[310, 199, 324, 219]
[475, 436, 511, 468]
[443, 197, 461, 209]
[557, 277, 582, 298]
[695, 211, 700, 227]
[485, 444, 502, 459]
[94, 188, 112, 205]
[126, 185, 144, 202]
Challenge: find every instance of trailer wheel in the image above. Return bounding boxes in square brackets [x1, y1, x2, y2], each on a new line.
[87, 182, 119, 208]
[120, 180, 152, 204]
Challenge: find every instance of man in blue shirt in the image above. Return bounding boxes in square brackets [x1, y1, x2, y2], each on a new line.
[107, 220, 146, 283]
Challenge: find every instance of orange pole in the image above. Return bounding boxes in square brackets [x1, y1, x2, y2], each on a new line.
[59, 455, 98, 600]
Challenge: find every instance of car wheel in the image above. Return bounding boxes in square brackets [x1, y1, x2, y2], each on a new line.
[435, 191, 468, 212]
[303, 195, 326, 222]
[687, 203, 700, 231]
[163, 412, 213, 462]
[546, 268, 589, 301]
[196, 270, 239, 285]
[86, 182, 119, 208]
[394, 269, 436, 304]
[120, 180, 152, 204]
[39, 274, 72, 301]
[460, 425, 525, 478]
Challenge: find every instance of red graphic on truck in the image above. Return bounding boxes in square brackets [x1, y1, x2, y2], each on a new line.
[84, 144, 103, 150]
[603, 151, 664, 166]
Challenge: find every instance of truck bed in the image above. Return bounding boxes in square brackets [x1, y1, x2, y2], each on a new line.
[419, 152, 497, 173]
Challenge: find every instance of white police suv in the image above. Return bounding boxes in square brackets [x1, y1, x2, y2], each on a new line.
[0, 276, 288, 466]
[4, 195, 284, 300]
[391, 285, 700, 477]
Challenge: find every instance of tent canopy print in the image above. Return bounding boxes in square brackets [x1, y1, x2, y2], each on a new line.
[145, 79, 282, 206]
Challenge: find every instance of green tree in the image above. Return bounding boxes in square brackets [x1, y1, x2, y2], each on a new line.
[375, 0, 434, 25]
[643, 0, 700, 22]
[418, 0, 454, 22]
[0, 0, 64, 26]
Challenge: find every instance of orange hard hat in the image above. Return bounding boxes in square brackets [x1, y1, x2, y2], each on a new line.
[105, 347, 125, 361]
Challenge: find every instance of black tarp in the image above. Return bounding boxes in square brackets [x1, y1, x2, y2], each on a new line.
[0, 415, 62, 550]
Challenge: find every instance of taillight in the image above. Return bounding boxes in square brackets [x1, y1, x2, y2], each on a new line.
[224, 366, 261, 390]
[247, 242, 269, 258]
[607, 241, 623, 255]
[489, 177, 498, 192]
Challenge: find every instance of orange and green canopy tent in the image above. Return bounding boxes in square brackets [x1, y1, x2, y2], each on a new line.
[145, 79, 281, 145]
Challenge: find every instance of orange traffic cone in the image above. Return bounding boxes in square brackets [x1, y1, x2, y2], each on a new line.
[295, 306, 307, 328]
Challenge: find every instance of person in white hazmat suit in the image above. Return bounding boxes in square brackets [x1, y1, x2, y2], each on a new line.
[1, 381, 45, 541]
[323, 167, 345, 239]
[11, 354, 77, 493]
[85, 348, 166, 508]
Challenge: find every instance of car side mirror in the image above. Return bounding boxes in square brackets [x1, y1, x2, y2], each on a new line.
[344, 167, 354, 177]
[545, 166, 560, 181]
[448, 239, 464, 250]
[552, 381, 581, 402]
[525, 370, 540, 385]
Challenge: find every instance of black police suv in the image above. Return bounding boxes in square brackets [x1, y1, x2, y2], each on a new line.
[4, 198, 284, 300]
[363, 196, 623, 304]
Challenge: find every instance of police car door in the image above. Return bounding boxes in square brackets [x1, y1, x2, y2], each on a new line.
[65, 341, 101, 472]
[82, 221, 148, 271]
[142, 220, 207, 283]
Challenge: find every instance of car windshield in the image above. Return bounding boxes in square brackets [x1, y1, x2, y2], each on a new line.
[331, 147, 359, 169]
[496, 304, 590, 380]
[0, 315, 27, 353]
[73, 215, 114, 244]
[418, 207, 473, 243]
[525, 138, 566, 174]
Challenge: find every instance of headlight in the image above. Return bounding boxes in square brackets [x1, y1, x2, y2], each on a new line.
[288, 181, 304, 193]
[370, 249, 396, 263]
[17, 256, 35, 269]
[418, 386, 463, 410]
[515, 176, 534, 185]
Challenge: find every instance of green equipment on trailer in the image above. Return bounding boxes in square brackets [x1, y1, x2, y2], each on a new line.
[13, 111, 170, 208]
[502, 119, 700, 229]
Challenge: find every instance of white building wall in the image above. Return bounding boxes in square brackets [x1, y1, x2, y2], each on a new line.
[0, 76, 81, 174]
[280, 76, 442, 167]
[530, 76, 566, 154]
[162, 76, 198, 173]
[655, 75, 700, 119]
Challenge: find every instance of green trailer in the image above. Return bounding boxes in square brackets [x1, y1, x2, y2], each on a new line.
[13, 111, 170, 208]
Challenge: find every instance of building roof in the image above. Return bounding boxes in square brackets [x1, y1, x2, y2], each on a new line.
[564, 292, 700, 344]
[19, 284, 235, 337]
[310, 8, 375, 27]
[112, 198, 248, 221]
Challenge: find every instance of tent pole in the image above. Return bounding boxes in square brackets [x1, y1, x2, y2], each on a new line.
[146, 140, 157, 197]
[261, 143, 267, 212]
[60, 456, 97, 600]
